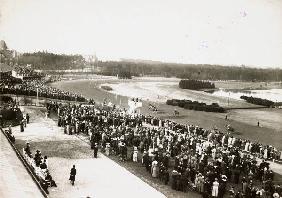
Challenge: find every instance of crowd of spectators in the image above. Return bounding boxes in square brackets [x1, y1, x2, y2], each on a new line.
[1, 69, 281, 197]
[0, 79, 87, 102]
[13, 65, 44, 79]
[46, 101, 282, 198]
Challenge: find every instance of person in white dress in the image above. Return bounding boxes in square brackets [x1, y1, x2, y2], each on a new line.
[133, 146, 138, 162]
[105, 143, 111, 156]
[151, 159, 158, 178]
[212, 147, 217, 160]
[212, 178, 219, 197]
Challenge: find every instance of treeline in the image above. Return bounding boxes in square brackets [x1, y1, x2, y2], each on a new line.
[14, 51, 282, 81]
[17, 52, 86, 70]
[166, 99, 225, 113]
[179, 79, 215, 90]
[96, 61, 282, 81]
[118, 70, 132, 79]
[240, 96, 274, 107]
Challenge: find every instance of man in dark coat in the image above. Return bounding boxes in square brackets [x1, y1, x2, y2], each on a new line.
[69, 165, 76, 185]
[20, 120, 24, 132]
[94, 143, 98, 158]
[24, 142, 32, 157]
[26, 113, 30, 124]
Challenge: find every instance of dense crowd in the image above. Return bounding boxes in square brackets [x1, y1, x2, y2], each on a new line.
[46, 101, 282, 198]
[13, 65, 44, 79]
[0, 79, 87, 102]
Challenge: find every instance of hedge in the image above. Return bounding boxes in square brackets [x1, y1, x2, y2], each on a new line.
[240, 95, 274, 107]
[179, 79, 215, 90]
[167, 99, 225, 113]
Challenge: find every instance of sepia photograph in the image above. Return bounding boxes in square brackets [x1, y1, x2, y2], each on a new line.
[0, 0, 282, 198]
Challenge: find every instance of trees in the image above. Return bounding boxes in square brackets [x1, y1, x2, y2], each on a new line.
[17, 52, 86, 70]
[179, 79, 215, 90]
[14, 52, 282, 81]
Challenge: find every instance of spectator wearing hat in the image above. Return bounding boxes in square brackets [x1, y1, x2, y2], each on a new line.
[25, 142, 32, 157]
[40, 160, 47, 169]
[142, 151, 151, 172]
[26, 113, 30, 124]
[45, 172, 57, 187]
[43, 156, 48, 167]
[93, 143, 98, 158]
[69, 165, 76, 186]
[20, 120, 24, 132]
[151, 158, 159, 178]
[34, 150, 42, 166]
[105, 142, 111, 156]
[218, 175, 227, 198]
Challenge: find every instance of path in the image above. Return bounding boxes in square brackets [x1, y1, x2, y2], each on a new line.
[0, 129, 44, 198]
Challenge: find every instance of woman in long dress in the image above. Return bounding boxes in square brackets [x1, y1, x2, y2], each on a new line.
[151, 159, 158, 178]
[212, 178, 219, 197]
[133, 146, 138, 162]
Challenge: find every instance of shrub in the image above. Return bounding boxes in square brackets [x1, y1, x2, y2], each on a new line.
[0, 108, 23, 121]
[0, 95, 13, 103]
[101, 85, 113, 91]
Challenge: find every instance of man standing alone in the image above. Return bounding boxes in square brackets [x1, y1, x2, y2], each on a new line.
[69, 165, 76, 185]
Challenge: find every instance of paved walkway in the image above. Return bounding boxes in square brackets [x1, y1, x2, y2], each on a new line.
[8, 106, 166, 198]
[0, 129, 44, 198]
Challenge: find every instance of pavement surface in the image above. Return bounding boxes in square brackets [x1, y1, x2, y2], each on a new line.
[0, 128, 44, 198]
[7, 106, 166, 198]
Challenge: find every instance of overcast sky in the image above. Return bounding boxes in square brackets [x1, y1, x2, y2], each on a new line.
[0, 0, 281, 68]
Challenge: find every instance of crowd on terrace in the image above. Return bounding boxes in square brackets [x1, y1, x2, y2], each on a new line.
[0, 79, 87, 102]
[13, 65, 44, 79]
[46, 101, 282, 198]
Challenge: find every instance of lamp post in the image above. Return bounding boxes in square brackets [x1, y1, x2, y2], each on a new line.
[228, 92, 230, 107]
[36, 87, 39, 106]
[0, 114, 3, 128]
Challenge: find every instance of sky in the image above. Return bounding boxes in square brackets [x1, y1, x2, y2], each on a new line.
[0, 0, 282, 68]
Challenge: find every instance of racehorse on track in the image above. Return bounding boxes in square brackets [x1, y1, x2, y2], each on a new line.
[174, 109, 179, 116]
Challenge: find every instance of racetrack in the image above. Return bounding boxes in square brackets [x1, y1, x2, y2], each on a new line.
[51, 77, 282, 150]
